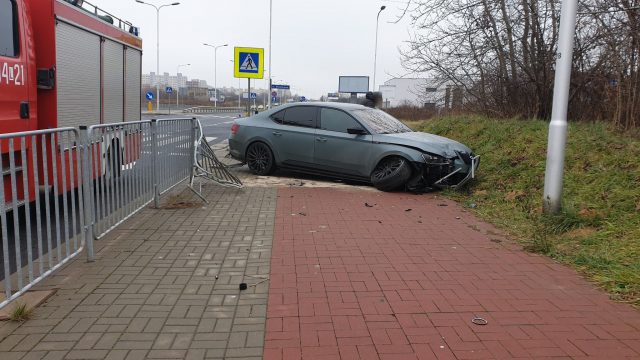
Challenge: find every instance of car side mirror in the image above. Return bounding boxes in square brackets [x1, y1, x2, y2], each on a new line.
[347, 128, 367, 135]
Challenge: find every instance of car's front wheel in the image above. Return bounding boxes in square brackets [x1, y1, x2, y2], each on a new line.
[246, 142, 276, 175]
[371, 156, 412, 191]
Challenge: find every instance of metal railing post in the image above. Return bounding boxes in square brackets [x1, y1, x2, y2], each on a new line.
[191, 117, 197, 168]
[151, 119, 160, 208]
[79, 126, 95, 262]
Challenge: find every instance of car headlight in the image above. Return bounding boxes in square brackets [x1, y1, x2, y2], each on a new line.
[421, 153, 450, 165]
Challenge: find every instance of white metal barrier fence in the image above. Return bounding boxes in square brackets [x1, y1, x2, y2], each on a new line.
[0, 128, 86, 310]
[83, 118, 196, 239]
[156, 119, 196, 197]
[1, 118, 198, 310]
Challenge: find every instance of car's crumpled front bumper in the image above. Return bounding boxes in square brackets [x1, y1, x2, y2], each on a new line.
[411, 151, 480, 191]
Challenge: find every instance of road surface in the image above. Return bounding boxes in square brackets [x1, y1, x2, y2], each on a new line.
[142, 112, 241, 146]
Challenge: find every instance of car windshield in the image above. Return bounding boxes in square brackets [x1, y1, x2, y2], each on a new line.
[352, 109, 413, 134]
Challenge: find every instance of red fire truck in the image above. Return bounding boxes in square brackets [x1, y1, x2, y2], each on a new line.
[1, 0, 142, 205]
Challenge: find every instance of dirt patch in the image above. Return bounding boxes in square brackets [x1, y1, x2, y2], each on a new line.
[158, 195, 203, 210]
[236, 169, 378, 192]
[159, 201, 202, 210]
[213, 141, 378, 192]
[565, 227, 598, 239]
[0, 290, 57, 321]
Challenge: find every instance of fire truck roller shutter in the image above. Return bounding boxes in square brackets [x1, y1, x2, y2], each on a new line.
[103, 40, 124, 123]
[124, 48, 142, 121]
[56, 21, 101, 128]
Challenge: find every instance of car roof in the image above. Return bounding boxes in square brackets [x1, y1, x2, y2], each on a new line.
[276, 102, 369, 111]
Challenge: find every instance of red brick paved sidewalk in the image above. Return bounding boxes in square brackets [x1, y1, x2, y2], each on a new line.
[264, 188, 640, 360]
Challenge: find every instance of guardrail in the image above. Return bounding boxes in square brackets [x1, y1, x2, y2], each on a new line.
[183, 106, 245, 114]
[0, 118, 199, 310]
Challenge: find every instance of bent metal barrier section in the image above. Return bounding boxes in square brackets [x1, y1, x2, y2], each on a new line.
[0, 118, 199, 310]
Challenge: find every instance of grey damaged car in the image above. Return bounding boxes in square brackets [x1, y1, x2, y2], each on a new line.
[228, 102, 479, 192]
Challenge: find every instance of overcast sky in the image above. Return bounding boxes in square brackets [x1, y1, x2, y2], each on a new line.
[90, 0, 416, 98]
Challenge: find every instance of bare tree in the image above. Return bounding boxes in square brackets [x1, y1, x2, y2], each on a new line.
[401, 0, 640, 129]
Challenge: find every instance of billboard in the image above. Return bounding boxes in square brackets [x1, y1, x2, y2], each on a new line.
[339, 76, 370, 93]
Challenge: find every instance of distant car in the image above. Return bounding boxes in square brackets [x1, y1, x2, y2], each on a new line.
[258, 105, 264, 110]
[228, 102, 479, 191]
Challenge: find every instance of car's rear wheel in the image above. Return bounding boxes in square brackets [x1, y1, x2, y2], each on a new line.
[246, 142, 275, 175]
[371, 156, 412, 191]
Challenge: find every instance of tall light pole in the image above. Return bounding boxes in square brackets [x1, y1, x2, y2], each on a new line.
[135, 0, 180, 112]
[543, 0, 578, 214]
[203, 43, 228, 108]
[176, 63, 190, 109]
[268, 0, 273, 109]
[373, 5, 386, 91]
[229, 60, 242, 108]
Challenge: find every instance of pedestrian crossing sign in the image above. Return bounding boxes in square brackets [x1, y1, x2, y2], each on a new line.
[234, 47, 264, 79]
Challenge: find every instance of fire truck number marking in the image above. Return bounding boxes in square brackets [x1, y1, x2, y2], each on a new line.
[1, 63, 24, 86]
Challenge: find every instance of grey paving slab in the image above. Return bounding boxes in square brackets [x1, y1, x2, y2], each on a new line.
[0, 184, 276, 360]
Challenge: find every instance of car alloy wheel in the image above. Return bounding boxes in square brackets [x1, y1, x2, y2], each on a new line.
[246, 142, 275, 175]
[371, 156, 412, 191]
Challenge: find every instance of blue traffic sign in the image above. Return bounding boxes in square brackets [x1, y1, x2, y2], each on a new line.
[271, 84, 290, 90]
[272, 96, 278, 103]
[145, 91, 154, 100]
[243, 92, 258, 99]
[239, 52, 260, 74]
[165, 87, 173, 94]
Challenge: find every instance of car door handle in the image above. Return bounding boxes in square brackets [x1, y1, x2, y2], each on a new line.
[316, 137, 327, 143]
[272, 131, 282, 136]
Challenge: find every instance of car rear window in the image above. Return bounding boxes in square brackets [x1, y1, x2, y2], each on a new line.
[282, 107, 316, 128]
[0, 0, 19, 58]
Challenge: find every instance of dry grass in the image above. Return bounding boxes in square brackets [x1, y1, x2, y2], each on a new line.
[9, 302, 32, 322]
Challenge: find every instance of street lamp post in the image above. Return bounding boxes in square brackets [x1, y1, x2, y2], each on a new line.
[204, 43, 228, 108]
[268, 0, 273, 109]
[373, 5, 386, 91]
[135, 0, 180, 112]
[543, 0, 578, 213]
[230, 60, 242, 108]
[176, 63, 190, 109]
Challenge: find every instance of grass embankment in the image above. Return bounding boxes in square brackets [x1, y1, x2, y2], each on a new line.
[409, 116, 640, 306]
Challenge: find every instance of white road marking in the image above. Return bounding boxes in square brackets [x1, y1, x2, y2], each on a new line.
[196, 115, 234, 119]
[200, 121, 235, 128]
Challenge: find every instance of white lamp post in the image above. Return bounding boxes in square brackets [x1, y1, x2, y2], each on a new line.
[176, 63, 190, 109]
[203, 43, 228, 108]
[135, 0, 180, 112]
[268, 0, 273, 109]
[231, 60, 241, 108]
[543, 0, 578, 213]
[373, 5, 386, 91]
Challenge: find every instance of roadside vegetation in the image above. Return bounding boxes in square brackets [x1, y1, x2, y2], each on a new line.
[407, 116, 640, 307]
[9, 302, 32, 322]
